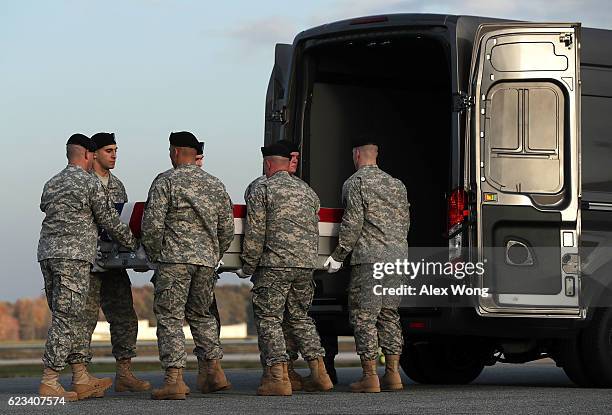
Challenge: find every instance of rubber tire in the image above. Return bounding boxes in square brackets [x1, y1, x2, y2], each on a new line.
[580, 307, 612, 388]
[399, 341, 431, 384]
[401, 338, 486, 385]
[557, 334, 595, 387]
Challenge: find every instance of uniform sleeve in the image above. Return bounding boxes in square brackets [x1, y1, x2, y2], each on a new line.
[89, 179, 137, 251]
[240, 186, 267, 275]
[141, 178, 170, 262]
[217, 186, 235, 259]
[120, 181, 128, 203]
[331, 178, 365, 262]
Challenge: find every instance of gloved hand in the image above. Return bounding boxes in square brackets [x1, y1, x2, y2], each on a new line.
[95, 245, 103, 261]
[324, 256, 343, 273]
[234, 268, 251, 279]
[135, 245, 148, 261]
[215, 260, 224, 272]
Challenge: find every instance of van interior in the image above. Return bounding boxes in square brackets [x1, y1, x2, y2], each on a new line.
[300, 34, 452, 248]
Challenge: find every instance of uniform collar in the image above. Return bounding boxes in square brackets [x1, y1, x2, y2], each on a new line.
[358, 164, 378, 171]
[268, 170, 290, 180]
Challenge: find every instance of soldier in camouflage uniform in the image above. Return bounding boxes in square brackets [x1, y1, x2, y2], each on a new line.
[243, 140, 304, 391]
[142, 131, 234, 400]
[236, 142, 333, 396]
[79, 132, 151, 393]
[37, 133, 138, 401]
[325, 136, 410, 393]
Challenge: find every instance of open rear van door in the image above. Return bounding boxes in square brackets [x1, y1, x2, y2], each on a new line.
[470, 23, 583, 317]
[264, 43, 293, 146]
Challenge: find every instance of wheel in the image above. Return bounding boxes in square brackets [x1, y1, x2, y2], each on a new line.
[401, 337, 487, 385]
[399, 341, 431, 384]
[556, 334, 595, 387]
[580, 307, 612, 387]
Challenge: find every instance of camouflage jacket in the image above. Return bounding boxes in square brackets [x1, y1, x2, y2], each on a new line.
[94, 171, 128, 204]
[147, 168, 172, 203]
[241, 170, 320, 274]
[244, 175, 266, 201]
[331, 165, 410, 265]
[142, 163, 234, 266]
[37, 165, 137, 264]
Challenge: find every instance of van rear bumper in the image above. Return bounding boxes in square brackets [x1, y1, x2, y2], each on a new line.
[310, 305, 590, 339]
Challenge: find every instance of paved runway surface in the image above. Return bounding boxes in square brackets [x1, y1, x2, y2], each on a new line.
[1, 361, 610, 414]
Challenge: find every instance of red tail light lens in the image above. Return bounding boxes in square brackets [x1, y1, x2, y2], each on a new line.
[349, 15, 388, 25]
[448, 188, 469, 230]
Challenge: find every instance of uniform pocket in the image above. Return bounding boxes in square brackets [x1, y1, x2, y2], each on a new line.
[54, 278, 81, 315]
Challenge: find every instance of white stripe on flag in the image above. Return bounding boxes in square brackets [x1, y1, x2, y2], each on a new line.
[120, 202, 135, 225]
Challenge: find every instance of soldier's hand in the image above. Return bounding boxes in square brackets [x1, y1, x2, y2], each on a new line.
[96, 245, 103, 260]
[234, 268, 251, 279]
[324, 256, 343, 273]
[215, 260, 224, 272]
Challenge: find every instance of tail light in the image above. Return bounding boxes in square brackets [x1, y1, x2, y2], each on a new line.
[448, 188, 469, 230]
[349, 15, 388, 25]
[448, 188, 469, 261]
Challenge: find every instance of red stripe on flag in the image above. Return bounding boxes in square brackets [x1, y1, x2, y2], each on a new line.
[233, 204, 343, 222]
[234, 204, 247, 218]
[130, 202, 145, 238]
[319, 208, 344, 223]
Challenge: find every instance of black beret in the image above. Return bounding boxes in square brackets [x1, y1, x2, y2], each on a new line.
[169, 131, 200, 151]
[197, 141, 204, 156]
[352, 135, 380, 148]
[276, 139, 300, 154]
[66, 133, 97, 152]
[91, 132, 116, 149]
[261, 142, 291, 158]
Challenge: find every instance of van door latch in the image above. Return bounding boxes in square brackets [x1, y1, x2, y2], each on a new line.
[452, 92, 474, 112]
[559, 33, 573, 48]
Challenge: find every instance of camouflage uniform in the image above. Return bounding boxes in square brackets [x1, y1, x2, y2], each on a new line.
[242, 170, 325, 366]
[149, 168, 222, 334]
[142, 164, 234, 369]
[38, 165, 137, 371]
[81, 172, 139, 362]
[331, 165, 410, 361]
[244, 175, 299, 362]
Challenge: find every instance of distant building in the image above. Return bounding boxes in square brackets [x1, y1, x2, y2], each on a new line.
[92, 320, 247, 341]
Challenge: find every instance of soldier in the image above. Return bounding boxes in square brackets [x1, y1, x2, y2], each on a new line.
[79, 132, 151, 393]
[142, 131, 234, 400]
[37, 133, 138, 400]
[243, 139, 305, 391]
[235, 142, 333, 396]
[324, 136, 410, 393]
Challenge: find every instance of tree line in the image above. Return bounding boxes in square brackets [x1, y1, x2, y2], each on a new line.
[0, 283, 253, 341]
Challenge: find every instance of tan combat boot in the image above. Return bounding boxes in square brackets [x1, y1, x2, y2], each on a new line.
[151, 367, 187, 400]
[196, 359, 208, 392]
[39, 367, 78, 402]
[115, 359, 151, 392]
[380, 354, 403, 391]
[350, 358, 380, 393]
[201, 359, 231, 393]
[258, 364, 270, 389]
[256, 362, 292, 396]
[70, 363, 113, 399]
[302, 357, 334, 392]
[287, 359, 303, 391]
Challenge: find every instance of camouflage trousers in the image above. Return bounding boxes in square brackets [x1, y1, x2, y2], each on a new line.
[252, 267, 325, 366]
[153, 263, 222, 369]
[40, 259, 90, 371]
[349, 264, 403, 361]
[80, 269, 138, 363]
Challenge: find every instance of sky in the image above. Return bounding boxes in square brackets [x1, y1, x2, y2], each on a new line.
[1, 0, 611, 301]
